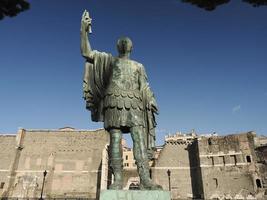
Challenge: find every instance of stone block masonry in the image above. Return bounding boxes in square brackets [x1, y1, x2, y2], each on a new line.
[1, 128, 266, 199]
[0, 128, 109, 199]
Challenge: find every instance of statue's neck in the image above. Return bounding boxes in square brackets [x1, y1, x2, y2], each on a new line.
[118, 53, 130, 59]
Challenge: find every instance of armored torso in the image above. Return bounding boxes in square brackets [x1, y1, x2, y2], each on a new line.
[103, 58, 145, 130]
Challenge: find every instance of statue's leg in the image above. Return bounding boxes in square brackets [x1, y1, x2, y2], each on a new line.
[130, 126, 162, 190]
[109, 128, 123, 190]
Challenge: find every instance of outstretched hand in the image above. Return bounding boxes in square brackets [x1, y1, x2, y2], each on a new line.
[81, 10, 92, 33]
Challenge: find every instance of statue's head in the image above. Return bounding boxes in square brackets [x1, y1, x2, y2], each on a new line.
[117, 37, 132, 56]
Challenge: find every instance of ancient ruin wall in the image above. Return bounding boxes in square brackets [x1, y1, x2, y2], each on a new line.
[198, 133, 257, 199]
[1, 129, 109, 199]
[0, 135, 17, 196]
[153, 141, 195, 199]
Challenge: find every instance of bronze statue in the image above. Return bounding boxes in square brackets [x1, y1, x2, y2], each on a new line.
[80, 10, 162, 190]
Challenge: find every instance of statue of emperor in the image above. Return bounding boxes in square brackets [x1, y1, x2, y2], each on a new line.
[80, 10, 162, 190]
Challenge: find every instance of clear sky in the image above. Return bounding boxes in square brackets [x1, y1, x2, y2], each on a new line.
[0, 0, 266, 144]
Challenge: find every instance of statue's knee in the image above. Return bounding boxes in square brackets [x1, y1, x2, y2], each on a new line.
[109, 128, 121, 134]
[132, 128, 145, 145]
[110, 129, 122, 141]
[131, 126, 143, 133]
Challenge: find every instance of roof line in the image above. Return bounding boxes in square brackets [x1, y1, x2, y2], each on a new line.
[24, 128, 105, 132]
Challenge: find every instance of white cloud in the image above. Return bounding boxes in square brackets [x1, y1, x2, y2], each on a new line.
[232, 105, 241, 113]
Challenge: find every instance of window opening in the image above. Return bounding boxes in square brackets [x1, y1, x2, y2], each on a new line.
[246, 155, 251, 163]
[208, 138, 212, 145]
[256, 179, 262, 188]
[230, 155, 237, 165]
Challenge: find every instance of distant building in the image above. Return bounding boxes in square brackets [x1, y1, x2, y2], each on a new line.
[122, 139, 136, 169]
[153, 131, 267, 199]
[0, 128, 109, 199]
[0, 128, 266, 199]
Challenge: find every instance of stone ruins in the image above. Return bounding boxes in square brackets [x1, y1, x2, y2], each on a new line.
[0, 128, 266, 199]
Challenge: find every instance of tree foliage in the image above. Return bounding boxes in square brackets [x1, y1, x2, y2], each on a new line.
[182, 0, 230, 11]
[243, 0, 267, 7]
[0, 0, 266, 21]
[0, 0, 29, 20]
[182, 0, 267, 11]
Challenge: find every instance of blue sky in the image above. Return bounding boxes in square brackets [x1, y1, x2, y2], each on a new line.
[0, 0, 266, 144]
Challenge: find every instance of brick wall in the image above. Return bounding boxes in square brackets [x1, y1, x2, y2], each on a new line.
[0, 128, 109, 199]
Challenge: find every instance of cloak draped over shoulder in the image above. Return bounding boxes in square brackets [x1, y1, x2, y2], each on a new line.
[83, 50, 113, 122]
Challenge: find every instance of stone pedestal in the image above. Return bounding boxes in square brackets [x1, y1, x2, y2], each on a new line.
[99, 190, 171, 200]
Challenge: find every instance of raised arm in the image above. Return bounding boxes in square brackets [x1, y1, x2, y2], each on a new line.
[80, 10, 94, 63]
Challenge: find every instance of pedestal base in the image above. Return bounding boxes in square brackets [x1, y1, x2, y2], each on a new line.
[99, 190, 171, 200]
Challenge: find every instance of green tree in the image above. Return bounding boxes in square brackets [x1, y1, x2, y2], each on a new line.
[182, 0, 267, 11]
[0, 0, 29, 20]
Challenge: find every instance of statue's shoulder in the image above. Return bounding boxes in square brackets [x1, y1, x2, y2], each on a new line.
[92, 50, 112, 57]
[129, 59, 144, 70]
[129, 59, 142, 65]
[130, 60, 147, 77]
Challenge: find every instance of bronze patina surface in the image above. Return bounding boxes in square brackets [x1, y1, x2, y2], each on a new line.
[80, 10, 162, 190]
